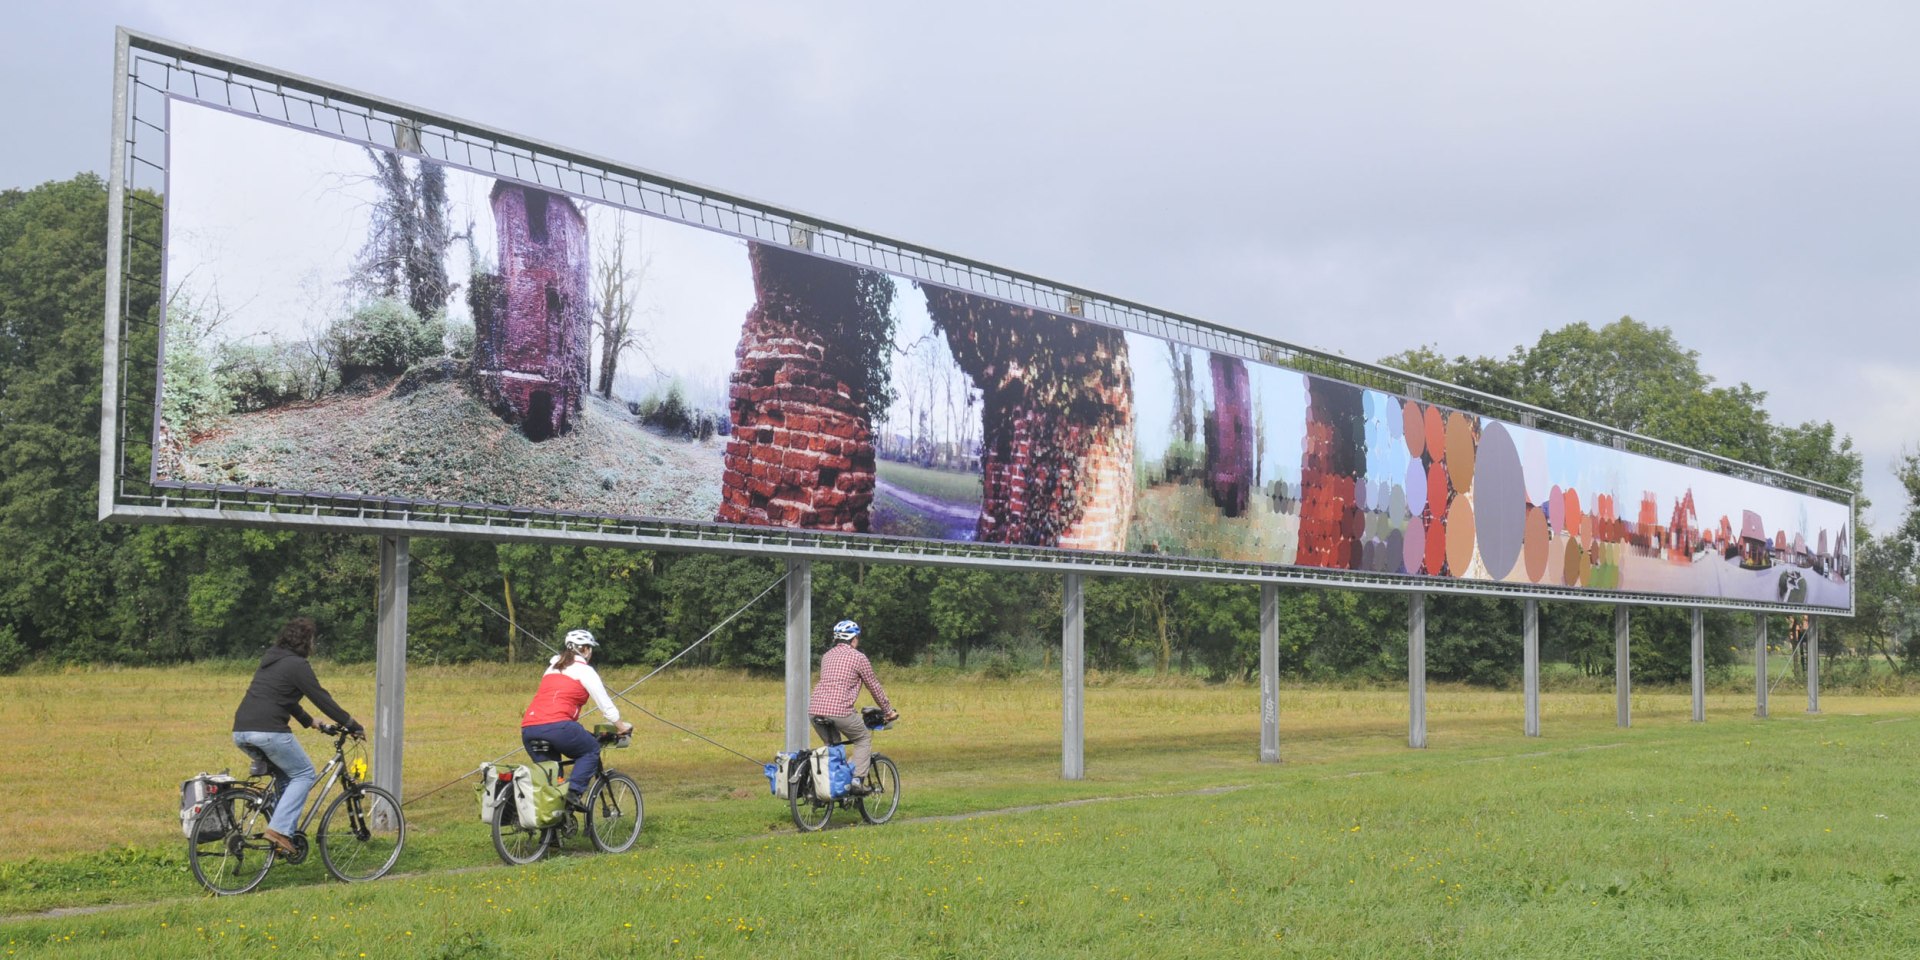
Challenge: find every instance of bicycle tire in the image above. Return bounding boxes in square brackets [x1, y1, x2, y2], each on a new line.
[188, 788, 274, 895]
[317, 784, 406, 882]
[789, 778, 834, 832]
[585, 772, 644, 854]
[491, 792, 551, 865]
[856, 755, 901, 825]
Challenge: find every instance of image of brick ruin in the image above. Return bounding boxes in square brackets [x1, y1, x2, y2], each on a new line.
[716, 243, 879, 531]
[1203, 353, 1254, 517]
[469, 182, 591, 441]
[1296, 377, 1366, 568]
[923, 288, 1134, 552]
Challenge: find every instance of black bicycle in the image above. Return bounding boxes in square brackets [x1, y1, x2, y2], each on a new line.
[489, 727, 643, 865]
[789, 708, 900, 832]
[188, 726, 406, 895]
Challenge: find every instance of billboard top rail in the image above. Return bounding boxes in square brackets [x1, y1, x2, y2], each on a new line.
[114, 27, 1848, 505]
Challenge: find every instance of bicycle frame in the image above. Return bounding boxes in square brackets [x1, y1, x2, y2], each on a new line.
[248, 733, 356, 838]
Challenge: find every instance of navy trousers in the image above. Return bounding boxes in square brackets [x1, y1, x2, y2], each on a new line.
[521, 721, 600, 795]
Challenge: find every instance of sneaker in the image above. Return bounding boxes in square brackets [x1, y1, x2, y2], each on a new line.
[846, 782, 872, 797]
[565, 791, 590, 813]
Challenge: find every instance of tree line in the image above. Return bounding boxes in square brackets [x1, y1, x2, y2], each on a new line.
[3, 175, 1917, 682]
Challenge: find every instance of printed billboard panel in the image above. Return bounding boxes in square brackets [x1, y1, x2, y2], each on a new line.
[156, 99, 1852, 608]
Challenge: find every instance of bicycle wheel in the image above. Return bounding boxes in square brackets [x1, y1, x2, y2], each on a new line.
[491, 794, 551, 865]
[188, 788, 274, 895]
[317, 784, 405, 882]
[585, 772, 644, 854]
[856, 756, 901, 825]
[790, 781, 834, 833]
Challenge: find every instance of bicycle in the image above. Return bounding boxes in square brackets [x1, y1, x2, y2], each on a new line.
[187, 725, 406, 895]
[489, 726, 644, 865]
[788, 707, 901, 832]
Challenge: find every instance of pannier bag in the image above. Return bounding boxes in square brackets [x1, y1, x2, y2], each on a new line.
[180, 772, 240, 841]
[513, 761, 567, 829]
[765, 752, 807, 799]
[476, 762, 515, 824]
[810, 745, 853, 801]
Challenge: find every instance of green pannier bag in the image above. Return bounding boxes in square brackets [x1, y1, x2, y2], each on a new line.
[514, 760, 567, 829]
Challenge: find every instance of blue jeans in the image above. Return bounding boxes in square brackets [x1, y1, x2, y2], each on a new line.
[233, 731, 316, 836]
[522, 721, 599, 795]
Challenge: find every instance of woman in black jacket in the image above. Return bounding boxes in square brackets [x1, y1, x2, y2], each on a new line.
[231, 617, 363, 855]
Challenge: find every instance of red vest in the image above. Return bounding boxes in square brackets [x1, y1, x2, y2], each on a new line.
[521, 670, 589, 727]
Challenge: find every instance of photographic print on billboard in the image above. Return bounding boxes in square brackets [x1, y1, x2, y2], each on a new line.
[155, 98, 1851, 609]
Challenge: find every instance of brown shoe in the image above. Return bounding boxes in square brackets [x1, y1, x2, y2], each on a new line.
[263, 828, 297, 855]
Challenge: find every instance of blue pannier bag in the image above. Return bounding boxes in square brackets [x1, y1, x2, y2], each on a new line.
[827, 744, 853, 798]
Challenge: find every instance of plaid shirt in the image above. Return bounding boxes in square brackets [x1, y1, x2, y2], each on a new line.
[808, 643, 892, 717]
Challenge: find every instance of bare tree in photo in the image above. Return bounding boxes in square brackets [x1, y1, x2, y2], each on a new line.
[592, 219, 651, 400]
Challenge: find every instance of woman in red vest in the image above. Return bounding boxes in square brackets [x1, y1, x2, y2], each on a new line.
[521, 629, 633, 809]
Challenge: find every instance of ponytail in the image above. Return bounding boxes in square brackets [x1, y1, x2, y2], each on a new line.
[553, 648, 578, 670]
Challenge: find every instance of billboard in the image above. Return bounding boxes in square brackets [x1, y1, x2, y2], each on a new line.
[151, 98, 1851, 609]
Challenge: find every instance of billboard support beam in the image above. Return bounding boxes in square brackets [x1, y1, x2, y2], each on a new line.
[1806, 617, 1821, 714]
[785, 559, 811, 754]
[374, 535, 408, 811]
[1755, 614, 1770, 718]
[1062, 573, 1085, 780]
[1408, 592, 1426, 749]
[1615, 606, 1631, 728]
[1260, 583, 1279, 762]
[1523, 598, 1540, 737]
[1690, 608, 1705, 722]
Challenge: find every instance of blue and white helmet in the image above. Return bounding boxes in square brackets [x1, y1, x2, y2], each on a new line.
[564, 629, 600, 653]
[832, 620, 861, 643]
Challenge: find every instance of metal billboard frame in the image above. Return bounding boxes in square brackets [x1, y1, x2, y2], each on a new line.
[102, 28, 1856, 617]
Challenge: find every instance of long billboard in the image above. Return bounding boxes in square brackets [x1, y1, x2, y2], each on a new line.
[151, 97, 1851, 609]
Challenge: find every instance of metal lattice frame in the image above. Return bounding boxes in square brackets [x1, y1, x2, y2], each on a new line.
[101, 28, 1854, 616]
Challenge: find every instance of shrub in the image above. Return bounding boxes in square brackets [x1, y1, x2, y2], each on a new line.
[0, 624, 27, 675]
[216, 341, 309, 411]
[325, 298, 444, 385]
[160, 334, 228, 437]
[444, 317, 475, 359]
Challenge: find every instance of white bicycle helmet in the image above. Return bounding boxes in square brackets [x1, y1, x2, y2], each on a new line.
[832, 620, 861, 643]
[564, 629, 600, 653]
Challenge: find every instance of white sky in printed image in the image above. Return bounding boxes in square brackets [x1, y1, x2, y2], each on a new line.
[167, 100, 753, 398]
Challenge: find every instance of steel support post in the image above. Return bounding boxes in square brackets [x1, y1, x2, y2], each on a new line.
[1260, 583, 1280, 762]
[1690, 608, 1705, 722]
[1614, 605, 1631, 728]
[785, 558, 811, 754]
[1755, 614, 1769, 718]
[1409, 592, 1427, 749]
[1062, 573, 1086, 779]
[374, 535, 409, 817]
[1806, 617, 1821, 714]
[1523, 598, 1540, 737]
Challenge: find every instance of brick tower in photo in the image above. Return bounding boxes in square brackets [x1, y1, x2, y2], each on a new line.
[470, 182, 591, 441]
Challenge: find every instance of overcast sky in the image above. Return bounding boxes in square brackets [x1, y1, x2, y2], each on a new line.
[10, 1, 1917, 530]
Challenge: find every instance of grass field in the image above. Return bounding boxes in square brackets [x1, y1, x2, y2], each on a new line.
[2, 665, 1916, 957]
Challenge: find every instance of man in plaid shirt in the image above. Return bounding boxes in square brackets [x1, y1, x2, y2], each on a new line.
[808, 619, 899, 792]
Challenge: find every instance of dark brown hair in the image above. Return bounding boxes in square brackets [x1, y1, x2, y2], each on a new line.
[276, 617, 317, 658]
[552, 648, 579, 670]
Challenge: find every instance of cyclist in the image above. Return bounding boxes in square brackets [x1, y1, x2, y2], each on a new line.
[521, 629, 634, 811]
[231, 616, 364, 856]
[807, 620, 898, 795]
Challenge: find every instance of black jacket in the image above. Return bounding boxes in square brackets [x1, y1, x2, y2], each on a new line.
[232, 647, 359, 734]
